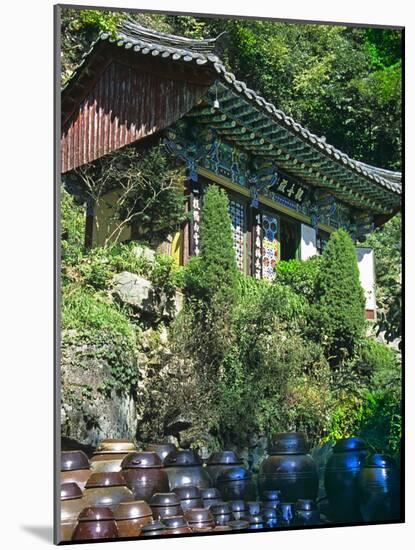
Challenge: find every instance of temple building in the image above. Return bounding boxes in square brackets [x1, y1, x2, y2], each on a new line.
[60, 22, 402, 319]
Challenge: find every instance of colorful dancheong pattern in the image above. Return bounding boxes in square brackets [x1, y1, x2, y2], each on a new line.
[229, 200, 245, 271]
[262, 215, 279, 280]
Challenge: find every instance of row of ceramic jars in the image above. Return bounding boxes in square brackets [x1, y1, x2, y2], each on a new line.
[325, 437, 400, 523]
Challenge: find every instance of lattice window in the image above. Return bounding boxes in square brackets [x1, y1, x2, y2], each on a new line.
[229, 200, 245, 272]
[262, 215, 279, 280]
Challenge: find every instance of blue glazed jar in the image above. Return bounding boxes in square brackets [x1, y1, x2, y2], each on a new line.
[324, 437, 368, 523]
[358, 454, 400, 522]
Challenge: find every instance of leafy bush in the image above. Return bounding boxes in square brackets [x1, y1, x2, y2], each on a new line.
[61, 186, 85, 268]
[356, 337, 398, 376]
[312, 229, 366, 360]
[275, 256, 322, 302]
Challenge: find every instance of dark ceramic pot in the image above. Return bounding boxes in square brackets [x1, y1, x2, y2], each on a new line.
[211, 503, 232, 526]
[172, 486, 203, 511]
[83, 472, 134, 510]
[216, 466, 256, 501]
[91, 439, 138, 473]
[162, 515, 192, 534]
[164, 450, 212, 490]
[114, 500, 152, 538]
[261, 507, 278, 528]
[146, 443, 177, 462]
[246, 501, 261, 515]
[140, 519, 166, 537]
[201, 487, 222, 508]
[280, 502, 296, 526]
[358, 454, 400, 522]
[229, 500, 247, 520]
[61, 451, 91, 490]
[121, 451, 169, 501]
[228, 520, 249, 531]
[71, 507, 118, 541]
[259, 432, 318, 502]
[205, 451, 243, 484]
[184, 507, 215, 531]
[248, 514, 265, 530]
[324, 437, 368, 523]
[150, 492, 183, 520]
[295, 499, 320, 526]
[60, 483, 84, 542]
[262, 489, 282, 503]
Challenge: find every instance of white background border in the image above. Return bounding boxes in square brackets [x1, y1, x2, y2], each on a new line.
[1, 1, 412, 548]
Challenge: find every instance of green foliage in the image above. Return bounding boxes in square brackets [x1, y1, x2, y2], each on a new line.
[356, 337, 398, 377]
[312, 229, 365, 359]
[60, 187, 85, 267]
[275, 256, 322, 302]
[361, 214, 402, 343]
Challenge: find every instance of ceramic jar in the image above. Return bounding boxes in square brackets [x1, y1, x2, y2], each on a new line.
[162, 515, 192, 535]
[216, 466, 256, 501]
[248, 514, 265, 530]
[295, 499, 320, 525]
[229, 500, 247, 520]
[172, 486, 203, 511]
[121, 451, 169, 501]
[72, 506, 118, 541]
[90, 439, 137, 473]
[140, 519, 166, 537]
[113, 500, 152, 538]
[204, 451, 243, 484]
[184, 508, 215, 531]
[246, 501, 261, 516]
[358, 454, 400, 522]
[261, 507, 278, 528]
[258, 432, 318, 502]
[150, 492, 183, 520]
[83, 472, 134, 510]
[280, 502, 296, 526]
[211, 503, 232, 526]
[60, 483, 84, 542]
[61, 451, 91, 490]
[201, 487, 222, 508]
[324, 437, 368, 522]
[145, 443, 177, 462]
[228, 520, 249, 531]
[164, 450, 212, 490]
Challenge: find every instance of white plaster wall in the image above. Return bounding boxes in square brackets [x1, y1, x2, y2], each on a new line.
[300, 224, 317, 260]
[356, 247, 376, 311]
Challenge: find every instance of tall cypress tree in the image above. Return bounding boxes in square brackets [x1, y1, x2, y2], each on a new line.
[313, 229, 366, 360]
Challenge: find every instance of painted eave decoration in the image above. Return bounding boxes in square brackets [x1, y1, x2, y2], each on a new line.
[61, 19, 402, 216]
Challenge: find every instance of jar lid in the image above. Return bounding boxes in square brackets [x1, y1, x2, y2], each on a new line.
[113, 500, 152, 520]
[229, 520, 249, 530]
[85, 472, 126, 488]
[121, 451, 162, 469]
[172, 486, 201, 500]
[93, 439, 137, 455]
[363, 454, 397, 469]
[161, 516, 189, 529]
[217, 466, 251, 482]
[150, 493, 181, 507]
[60, 482, 83, 501]
[333, 437, 367, 453]
[268, 432, 309, 455]
[184, 508, 213, 523]
[164, 449, 202, 466]
[61, 450, 90, 472]
[78, 506, 114, 522]
[206, 451, 242, 465]
[141, 520, 165, 533]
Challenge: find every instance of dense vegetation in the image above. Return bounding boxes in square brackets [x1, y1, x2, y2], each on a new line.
[61, 8, 402, 170]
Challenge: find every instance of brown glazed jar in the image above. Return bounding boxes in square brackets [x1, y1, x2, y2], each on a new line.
[324, 437, 368, 523]
[184, 507, 215, 531]
[216, 467, 257, 501]
[146, 443, 177, 462]
[61, 451, 91, 490]
[71, 506, 118, 541]
[164, 450, 212, 490]
[258, 433, 318, 502]
[172, 485, 204, 511]
[211, 502, 232, 526]
[358, 454, 400, 522]
[60, 483, 84, 542]
[114, 500, 152, 538]
[205, 451, 243, 484]
[150, 492, 183, 520]
[91, 439, 137, 473]
[201, 487, 222, 508]
[229, 500, 248, 520]
[83, 472, 134, 510]
[162, 515, 192, 535]
[140, 519, 166, 537]
[121, 451, 169, 501]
